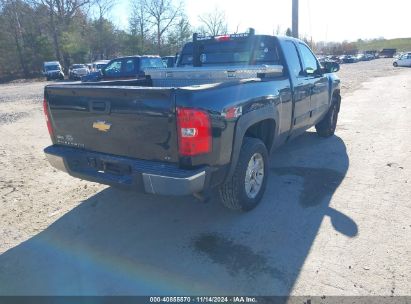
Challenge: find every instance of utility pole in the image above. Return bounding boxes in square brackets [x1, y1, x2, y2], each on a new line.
[292, 0, 299, 38]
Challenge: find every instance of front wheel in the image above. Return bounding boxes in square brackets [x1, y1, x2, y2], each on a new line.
[393, 62, 398, 67]
[315, 96, 340, 137]
[219, 137, 268, 211]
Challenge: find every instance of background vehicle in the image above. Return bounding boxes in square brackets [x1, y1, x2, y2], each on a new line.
[43, 31, 341, 211]
[81, 55, 164, 82]
[327, 55, 342, 63]
[393, 52, 411, 67]
[342, 55, 358, 63]
[68, 64, 89, 80]
[379, 48, 397, 58]
[318, 55, 340, 66]
[365, 50, 378, 59]
[43, 61, 64, 80]
[92, 60, 110, 72]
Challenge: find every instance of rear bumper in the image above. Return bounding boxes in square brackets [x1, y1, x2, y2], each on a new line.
[44, 145, 208, 195]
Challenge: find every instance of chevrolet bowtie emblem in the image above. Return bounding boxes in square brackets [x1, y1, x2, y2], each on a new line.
[92, 121, 111, 132]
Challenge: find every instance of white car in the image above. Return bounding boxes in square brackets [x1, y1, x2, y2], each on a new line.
[68, 64, 89, 80]
[393, 53, 411, 67]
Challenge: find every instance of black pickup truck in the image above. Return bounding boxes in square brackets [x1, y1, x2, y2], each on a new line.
[43, 30, 341, 211]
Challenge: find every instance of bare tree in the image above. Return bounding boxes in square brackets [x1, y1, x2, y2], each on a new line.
[275, 25, 281, 35]
[143, 0, 182, 54]
[32, 0, 91, 63]
[165, 13, 191, 54]
[93, 0, 118, 58]
[198, 7, 227, 36]
[93, 0, 116, 20]
[129, 0, 150, 53]
[1, 0, 29, 76]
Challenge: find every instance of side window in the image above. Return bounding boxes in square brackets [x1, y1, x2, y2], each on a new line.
[299, 44, 318, 73]
[140, 58, 165, 69]
[104, 60, 122, 76]
[124, 59, 135, 74]
[283, 41, 303, 78]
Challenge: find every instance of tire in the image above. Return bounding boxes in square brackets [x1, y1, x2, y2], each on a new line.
[393, 62, 398, 67]
[315, 96, 340, 138]
[219, 137, 268, 211]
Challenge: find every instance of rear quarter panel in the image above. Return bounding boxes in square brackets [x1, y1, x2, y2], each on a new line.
[175, 78, 292, 168]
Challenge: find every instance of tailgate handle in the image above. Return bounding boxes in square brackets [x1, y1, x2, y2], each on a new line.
[89, 101, 111, 113]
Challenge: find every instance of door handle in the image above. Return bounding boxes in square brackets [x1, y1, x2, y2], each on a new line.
[89, 100, 111, 114]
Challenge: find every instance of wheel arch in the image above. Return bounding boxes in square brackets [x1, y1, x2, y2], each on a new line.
[226, 106, 278, 180]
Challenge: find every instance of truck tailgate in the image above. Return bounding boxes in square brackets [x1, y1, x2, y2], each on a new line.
[45, 85, 179, 163]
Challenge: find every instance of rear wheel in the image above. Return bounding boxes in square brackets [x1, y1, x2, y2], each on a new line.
[315, 96, 340, 137]
[219, 137, 268, 211]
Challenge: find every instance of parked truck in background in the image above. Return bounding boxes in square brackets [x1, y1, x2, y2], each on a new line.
[43, 61, 64, 81]
[43, 30, 341, 211]
[81, 56, 164, 82]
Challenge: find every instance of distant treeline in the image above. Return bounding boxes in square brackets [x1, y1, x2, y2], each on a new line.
[0, 0, 194, 81]
[314, 38, 411, 55]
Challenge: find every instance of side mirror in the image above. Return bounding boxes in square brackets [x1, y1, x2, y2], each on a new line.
[322, 61, 340, 73]
[299, 67, 315, 77]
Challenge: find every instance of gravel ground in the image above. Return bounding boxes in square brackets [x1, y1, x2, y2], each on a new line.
[0, 58, 410, 296]
[337, 58, 405, 96]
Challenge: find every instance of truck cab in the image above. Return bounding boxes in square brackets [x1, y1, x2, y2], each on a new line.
[81, 56, 165, 82]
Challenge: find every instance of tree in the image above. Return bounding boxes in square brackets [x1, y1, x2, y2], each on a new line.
[2, 0, 29, 76]
[129, 0, 150, 53]
[198, 7, 227, 36]
[275, 25, 281, 35]
[92, 0, 118, 59]
[164, 14, 191, 54]
[0, 0, 52, 78]
[33, 0, 91, 66]
[144, 0, 182, 54]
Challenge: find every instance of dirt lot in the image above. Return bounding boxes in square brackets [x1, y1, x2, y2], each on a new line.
[0, 58, 410, 295]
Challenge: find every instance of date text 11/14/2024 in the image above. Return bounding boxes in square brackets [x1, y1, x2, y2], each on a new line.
[149, 296, 258, 303]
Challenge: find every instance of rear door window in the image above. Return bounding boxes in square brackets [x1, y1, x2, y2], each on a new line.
[140, 58, 165, 69]
[123, 59, 136, 76]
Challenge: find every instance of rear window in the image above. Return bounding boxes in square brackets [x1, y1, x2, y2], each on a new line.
[45, 65, 59, 71]
[177, 36, 280, 67]
[140, 58, 165, 69]
[72, 64, 85, 69]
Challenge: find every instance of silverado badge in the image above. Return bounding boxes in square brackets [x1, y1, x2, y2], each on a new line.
[92, 121, 111, 132]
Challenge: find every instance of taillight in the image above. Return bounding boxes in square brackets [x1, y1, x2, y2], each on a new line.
[43, 98, 53, 136]
[176, 107, 211, 156]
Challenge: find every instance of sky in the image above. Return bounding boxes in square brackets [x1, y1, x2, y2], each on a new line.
[110, 0, 411, 42]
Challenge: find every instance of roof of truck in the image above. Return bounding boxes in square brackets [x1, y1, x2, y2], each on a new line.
[112, 55, 161, 60]
[44, 61, 60, 65]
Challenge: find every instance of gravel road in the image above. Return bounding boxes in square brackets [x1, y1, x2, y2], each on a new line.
[0, 58, 410, 296]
